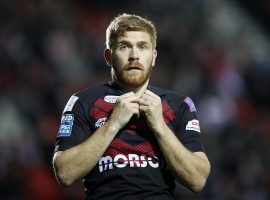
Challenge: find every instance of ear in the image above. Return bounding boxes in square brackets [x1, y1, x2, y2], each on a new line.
[104, 49, 112, 66]
[151, 50, 157, 67]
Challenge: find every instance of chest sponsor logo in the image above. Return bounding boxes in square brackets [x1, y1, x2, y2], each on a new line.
[57, 114, 74, 137]
[104, 95, 118, 104]
[95, 117, 107, 128]
[186, 119, 201, 133]
[98, 154, 159, 172]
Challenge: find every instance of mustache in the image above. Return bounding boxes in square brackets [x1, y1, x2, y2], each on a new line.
[124, 61, 144, 70]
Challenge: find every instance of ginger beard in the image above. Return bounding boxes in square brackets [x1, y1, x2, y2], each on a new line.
[112, 59, 153, 88]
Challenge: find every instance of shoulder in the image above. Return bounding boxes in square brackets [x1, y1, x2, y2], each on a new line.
[63, 83, 111, 112]
[75, 84, 108, 100]
[149, 85, 186, 101]
[149, 85, 197, 112]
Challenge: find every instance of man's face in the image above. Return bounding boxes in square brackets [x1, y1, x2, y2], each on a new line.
[110, 31, 157, 88]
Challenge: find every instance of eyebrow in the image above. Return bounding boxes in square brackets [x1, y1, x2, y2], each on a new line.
[137, 41, 149, 46]
[117, 40, 150, 46]
[117, 40, 131, 45]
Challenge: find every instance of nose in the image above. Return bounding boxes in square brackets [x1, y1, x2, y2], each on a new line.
[128, 47, 139, 61]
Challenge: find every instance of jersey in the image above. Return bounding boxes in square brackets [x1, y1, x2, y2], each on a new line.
[54, 82, 205, 200]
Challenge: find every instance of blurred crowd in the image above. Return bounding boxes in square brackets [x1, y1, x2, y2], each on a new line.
[0, 0, 270, 199]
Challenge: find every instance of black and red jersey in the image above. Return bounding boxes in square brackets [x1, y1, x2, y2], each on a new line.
[54, 82, 205, 200]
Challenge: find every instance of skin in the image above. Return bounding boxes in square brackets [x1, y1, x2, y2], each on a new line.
[53, 31, 210, 192]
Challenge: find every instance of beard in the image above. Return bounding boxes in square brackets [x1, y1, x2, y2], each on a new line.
[112, 61, 152, 88]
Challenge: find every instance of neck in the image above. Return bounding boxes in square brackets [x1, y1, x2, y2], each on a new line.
[113, 79, 149, 97]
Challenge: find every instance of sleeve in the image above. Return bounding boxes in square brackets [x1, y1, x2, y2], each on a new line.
[54, 95, 91, 152]
[175, 96, 205, 153]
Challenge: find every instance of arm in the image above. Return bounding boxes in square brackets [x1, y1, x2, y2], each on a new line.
[152, 123, 210, 192]
[53, 120, 118, 186]
[53, 92, 140, 186]
[139, 90, 210, 192]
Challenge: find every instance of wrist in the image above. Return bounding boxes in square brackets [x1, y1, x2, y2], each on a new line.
[105, 118, 122, 134]
[151, 120, 167, 137]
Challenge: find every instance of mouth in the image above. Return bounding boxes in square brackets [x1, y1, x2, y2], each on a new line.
[127, 66, 143, 71]
[126, 62, 143, 71]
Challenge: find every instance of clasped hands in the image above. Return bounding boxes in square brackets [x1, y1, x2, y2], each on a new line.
[110, 90, 164, 133]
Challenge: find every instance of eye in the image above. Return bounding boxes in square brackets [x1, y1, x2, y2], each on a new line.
[138, 44, 149, 50]
[119, 44, 129, 51]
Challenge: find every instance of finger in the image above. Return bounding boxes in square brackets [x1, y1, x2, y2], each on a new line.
[118, 93, 139, 104]
[143, 90, 161, 104]
[139, 105, 148, 112]
[139, 93, 154, 105]
[142, 90, 157, 100]
[132, 108, 140, 119]
[118, 92, 136, 100]
[126, 95, 139, 104]
[139, 97, 150, 106]
[130, 102, 140, 109]
[141, 94, 153, 101]
[144, 90, 156, 97]
[128, 102, 140, 119]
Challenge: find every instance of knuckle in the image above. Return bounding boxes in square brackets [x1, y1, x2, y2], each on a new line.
[120, 99, 127, 105]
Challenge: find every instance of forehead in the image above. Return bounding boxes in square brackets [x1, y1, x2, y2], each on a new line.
[117, 31, 151, 43]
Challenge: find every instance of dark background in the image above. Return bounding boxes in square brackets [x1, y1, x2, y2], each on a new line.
[0, 0, 270, 199]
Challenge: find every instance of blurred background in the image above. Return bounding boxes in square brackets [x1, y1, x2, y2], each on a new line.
[0, 0, 270, 199]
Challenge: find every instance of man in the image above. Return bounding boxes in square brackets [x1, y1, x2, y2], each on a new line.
[53, 13, 210, 200]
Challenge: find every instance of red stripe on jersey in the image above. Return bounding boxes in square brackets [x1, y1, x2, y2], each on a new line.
[94, 98, 115, 112]
[125, 117, 148, 135]
[89, 106, 108, 119]
[162, 100, 171, 112]
[106, 138, 157, 157]
[89, 98, 115, 119]
[162, 100, 176, 123]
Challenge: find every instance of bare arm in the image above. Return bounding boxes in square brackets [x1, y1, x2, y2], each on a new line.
[53, 92, 140, 186]
[153, 124, 210, 192]
[139, 90, 211, 192]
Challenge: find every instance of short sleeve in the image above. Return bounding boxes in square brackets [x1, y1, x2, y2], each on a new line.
[175, 96, 205, 152]
[54, 95, 91, 152]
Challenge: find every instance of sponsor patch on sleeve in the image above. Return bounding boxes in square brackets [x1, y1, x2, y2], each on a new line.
[186, 119, 201, 133]
[57, 114, 74, 137]
[184, 97, 197, 112]
[63, 95, 79, 113]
